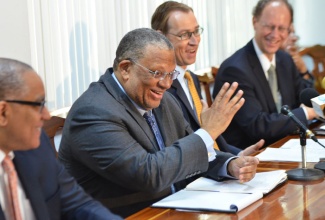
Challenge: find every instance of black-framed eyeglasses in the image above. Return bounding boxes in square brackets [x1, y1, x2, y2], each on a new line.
[168, 27, 204, 41]
[4, 100, 46, 113]
[261, 23, 290, 34]
[128, 58, 180, 81]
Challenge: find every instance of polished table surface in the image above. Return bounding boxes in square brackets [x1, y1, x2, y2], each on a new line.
[127, 134, 325, 220]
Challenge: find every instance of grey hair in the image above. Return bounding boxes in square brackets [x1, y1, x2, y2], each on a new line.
[113, 28, 174, 70]
[0, 58, 34, 100]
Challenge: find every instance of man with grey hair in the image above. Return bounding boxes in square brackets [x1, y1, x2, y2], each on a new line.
[0, 58, 122, 219]
[59, 28, 259, 217]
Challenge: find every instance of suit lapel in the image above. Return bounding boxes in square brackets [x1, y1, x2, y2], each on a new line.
[13, 152, 49, 219]
[246, 41, 277, 112]
[171, 79, 200, 125]
[102, 69, 160, 151]
[0, 205, 5, 220]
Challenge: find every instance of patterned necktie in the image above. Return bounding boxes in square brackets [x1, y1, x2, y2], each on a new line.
[2, 156, 22, 220]
[184, 71, 219, 150]
[143, 112, 166, 150]
[267, 65, 281, 112]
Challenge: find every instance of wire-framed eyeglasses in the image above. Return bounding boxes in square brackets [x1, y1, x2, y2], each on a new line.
[261, 23, 290, 34]
[128, 59, 179, 81]
[168, 27, 204, 41]
[4, 100, 46, 113]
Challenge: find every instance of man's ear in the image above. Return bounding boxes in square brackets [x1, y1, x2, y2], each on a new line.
[0, 101, 9, 126]
[118, 60, 132, 80]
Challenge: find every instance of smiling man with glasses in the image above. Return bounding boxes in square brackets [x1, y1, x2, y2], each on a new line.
[0, 58, 122, 219]
[213, 0, 317, 150]
[151, 1, 265, 156]
[59, 28, 259, 218]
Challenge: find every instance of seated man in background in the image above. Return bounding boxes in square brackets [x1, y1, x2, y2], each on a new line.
[0, 58, 122, 220]
[281, 24, 313, 82]
[151, 0, 265, 155]
[213, 0, 317, 149]
[58, 28, 259, 218]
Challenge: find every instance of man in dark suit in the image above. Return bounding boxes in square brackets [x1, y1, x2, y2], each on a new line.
[151, 1, 264, 155]
[212, 0, 317, 149]
[59, 28, 259, 218]
[0, 58, 122, 220]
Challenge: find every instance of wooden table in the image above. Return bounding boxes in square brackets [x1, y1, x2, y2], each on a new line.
[127, 135, 325, 220]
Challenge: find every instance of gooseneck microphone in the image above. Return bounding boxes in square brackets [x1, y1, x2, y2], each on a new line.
[281, 105, 318, 143]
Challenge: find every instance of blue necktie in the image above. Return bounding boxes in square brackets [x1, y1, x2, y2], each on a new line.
[143, 112, 175, 193]
[143, 112, 165, 150]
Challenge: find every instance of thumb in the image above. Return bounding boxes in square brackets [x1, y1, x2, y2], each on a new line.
[201, 99, 208, 112]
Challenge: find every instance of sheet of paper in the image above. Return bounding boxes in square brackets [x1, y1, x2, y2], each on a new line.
[152, 190, 263, 213]
[186, 170, 286, 194]
[256, 139, 325, 162]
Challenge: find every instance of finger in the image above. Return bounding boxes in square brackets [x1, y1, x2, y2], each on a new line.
[211, 82, 230, 106]
[219, 82, 241, 105]
[201, 99, 208, 112]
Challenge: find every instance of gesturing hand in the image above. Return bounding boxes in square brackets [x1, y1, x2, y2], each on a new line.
[228, 156, 259, 183]
[200, 82, 244, 140]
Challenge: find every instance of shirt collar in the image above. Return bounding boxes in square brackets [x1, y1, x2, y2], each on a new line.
[252, 38, 276, 73]
[112, 72, 150, 116]
[0, 150, 14, 163]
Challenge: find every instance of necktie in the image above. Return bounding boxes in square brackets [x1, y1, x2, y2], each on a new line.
[2, 156, 22, 220]
[143, 112, 166, 150]
[184, 71, 219, 150]
[267, 65, 281, 112]
[143, 112, 176, 193]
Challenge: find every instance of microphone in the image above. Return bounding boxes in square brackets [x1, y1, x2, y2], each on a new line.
[299, 88, 319, 107]
[300, 88, 325, 119]
[281, 105, 318, 142]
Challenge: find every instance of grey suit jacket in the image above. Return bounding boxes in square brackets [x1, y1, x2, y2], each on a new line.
[59, 68, 233, 217]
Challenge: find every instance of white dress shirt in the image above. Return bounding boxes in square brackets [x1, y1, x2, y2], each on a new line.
[0, 150, 35, 220]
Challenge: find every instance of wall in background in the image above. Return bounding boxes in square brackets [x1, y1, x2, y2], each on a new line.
[0, 0, 31, 64]
[0, 0, 324, 110]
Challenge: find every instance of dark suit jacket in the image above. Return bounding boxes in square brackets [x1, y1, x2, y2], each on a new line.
[167, 71, 241, 155]
[59, 68, 233, 217]
[212, 40, 312, 149]
[0, 131, 121, 220]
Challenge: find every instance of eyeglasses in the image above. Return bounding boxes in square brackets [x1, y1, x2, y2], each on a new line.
[261, 23, 290, 34]
[5, 100, 46, 113]
[168, 27, 204, 41]
[128, 59, 180, 81]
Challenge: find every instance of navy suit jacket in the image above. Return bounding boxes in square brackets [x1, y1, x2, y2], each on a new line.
[0, 131, 122, 220]
[213, 40, 312, 149]
[167, 71, 241, 155]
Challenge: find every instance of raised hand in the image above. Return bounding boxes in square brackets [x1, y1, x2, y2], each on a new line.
[200, 82, 244, 140]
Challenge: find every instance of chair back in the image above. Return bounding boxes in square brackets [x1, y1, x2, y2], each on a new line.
[299, 45, 325, 93]
[43, 116, 65, 157]
[194, 66, 219, 106]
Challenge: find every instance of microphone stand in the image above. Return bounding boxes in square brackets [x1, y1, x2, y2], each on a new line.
[286, 128, 324, 181]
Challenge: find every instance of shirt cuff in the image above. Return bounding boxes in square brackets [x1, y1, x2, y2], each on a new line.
[195, 128, 216, 162]
[301, 106, 309, 119]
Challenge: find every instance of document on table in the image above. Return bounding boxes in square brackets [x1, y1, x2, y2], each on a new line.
[256, 139, 325, 162]
[186, 170, 287, 194]
[152, 190, 262, 213]
[152, 170, 286, 213]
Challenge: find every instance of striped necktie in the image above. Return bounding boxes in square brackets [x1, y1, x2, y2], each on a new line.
[2, 155, 22, 220]
[143, 112, 165, 150]
[184, 71, 219, 150]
